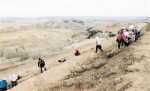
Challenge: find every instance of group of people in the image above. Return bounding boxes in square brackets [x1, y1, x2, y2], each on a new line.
[0, 25, 141, 91]
[38, 25, 141, 71]
[74, 25, 141, 54]
[116, 27, 130, 49]
[0, 58, 47, 91]
[0, 73, 19, 91]
[116, 25, 140, 49]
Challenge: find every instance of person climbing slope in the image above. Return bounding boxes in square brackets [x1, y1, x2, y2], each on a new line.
[9, 73, 19, 87]
[129, 25, 141, 42]
[0, 78, 7, 91]
[38, 58, 47, 73]
[95, 36, 103, 53]
[116, 29, 129, 49]
[121, 27, 131, 45]
[74, 45, 81, 56]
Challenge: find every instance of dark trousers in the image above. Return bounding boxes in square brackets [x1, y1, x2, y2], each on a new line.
[75, 50, 80, 56]
[135, 31, 140, 42]
[96, 45, 103, 53]
[121, 40, 124, 46]
[0, 87, 7, 91]
[122, 37, 132, 46]
[117, 39, 129, 49]
[11, 81, 17, 87]
[40, 66, 46, 73]
[117, 39, 124, 49]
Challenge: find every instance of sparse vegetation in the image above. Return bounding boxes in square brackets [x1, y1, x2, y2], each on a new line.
[72, 19, 84, 25]
[0, 20, 149, 91]
[87, 30, 103, 39]
[6, 52, 28, 61]
[105, 31, 109, 33]
[0, 50, 3, 57]
[108, 32, 116, 37]
[87, 31, 98, 39]
[86, 27, 93, 32]
[63, 21, 69, 23]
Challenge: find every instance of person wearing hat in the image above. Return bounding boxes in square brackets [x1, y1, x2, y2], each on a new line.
[122, 27, 132, 45]
[122, 27, 128, 38]
[95, 36, 103, 53]
[38, 58, 46, 73]
[9, 73, 19, 87]
[129, 25, 140, 42]
[0, 78, 7, 91]
[74, 45, 81, 56]
[116, 29, 129, 49]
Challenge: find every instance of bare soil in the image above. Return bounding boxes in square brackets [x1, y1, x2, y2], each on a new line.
[0, 20, 149, 91]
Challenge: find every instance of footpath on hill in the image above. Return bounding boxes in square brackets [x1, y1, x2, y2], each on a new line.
[8, 23, 150, 91]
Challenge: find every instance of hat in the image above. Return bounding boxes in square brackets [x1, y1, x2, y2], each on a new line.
[3, 78, 6, 80]
[123, 29, 126, 32]
[122, 27, 125, 30]
[95, 36, 98, 39]
[129, 25, 134, 30]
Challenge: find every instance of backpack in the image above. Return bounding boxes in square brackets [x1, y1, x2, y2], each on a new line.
[39, 61, 44, 67]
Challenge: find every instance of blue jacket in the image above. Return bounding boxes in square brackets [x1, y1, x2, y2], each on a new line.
[0, 80, 7, 88]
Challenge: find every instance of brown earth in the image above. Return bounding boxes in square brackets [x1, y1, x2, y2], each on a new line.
[0, 20, 149, 91]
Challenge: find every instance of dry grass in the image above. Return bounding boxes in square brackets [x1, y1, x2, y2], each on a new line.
[0, 21, 149, 91]
[115, 78, 133, 91]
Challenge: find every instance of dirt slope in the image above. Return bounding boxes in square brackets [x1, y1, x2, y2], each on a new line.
[0, 21, 149, 91]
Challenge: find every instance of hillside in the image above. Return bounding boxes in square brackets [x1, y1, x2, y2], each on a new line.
[0, 20, 149, 91]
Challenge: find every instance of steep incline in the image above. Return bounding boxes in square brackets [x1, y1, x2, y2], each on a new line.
[8, 23, 149, 91]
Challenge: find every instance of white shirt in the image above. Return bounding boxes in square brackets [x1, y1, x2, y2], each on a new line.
[124, 31, 129, 37]
[9, 74, 18, 81]
[96, 37, 101, 45]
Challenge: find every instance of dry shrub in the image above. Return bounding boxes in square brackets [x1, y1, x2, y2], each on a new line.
[108, 33, 116, 37]
[87, 31, 98, 39]
[114, 76, 123, 85]
[29, 53, 46, 60]
[116, 78, 132, 91]
[0, 49, 3, 57]
[92, 61, 106, 69]
[6, 52, 28, 61]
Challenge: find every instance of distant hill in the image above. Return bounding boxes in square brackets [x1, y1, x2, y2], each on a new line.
[139, 17, 150, 22]
[1, 16, 150, 23]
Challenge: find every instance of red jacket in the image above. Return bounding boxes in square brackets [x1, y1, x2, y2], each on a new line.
[117, 34, 127, 42]
[117, 29, 127, 42]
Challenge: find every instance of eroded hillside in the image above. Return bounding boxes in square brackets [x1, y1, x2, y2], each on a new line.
[0, 20, 149, 91]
